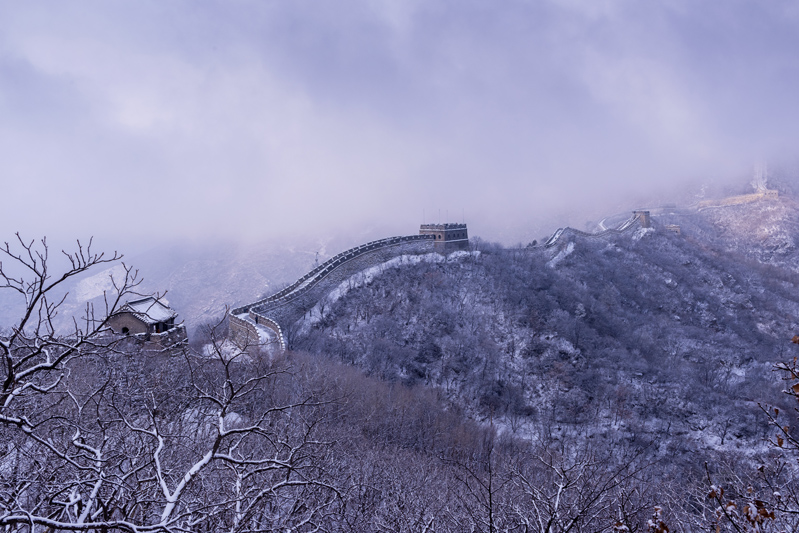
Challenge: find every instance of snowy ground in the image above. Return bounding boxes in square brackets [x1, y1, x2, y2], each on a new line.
[297, 250, 479, 334]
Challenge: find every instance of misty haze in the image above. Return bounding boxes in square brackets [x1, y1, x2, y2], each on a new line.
[4, 2, 799, 531]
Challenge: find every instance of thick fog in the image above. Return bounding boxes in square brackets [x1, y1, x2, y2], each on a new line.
[2, 1, 799, 251]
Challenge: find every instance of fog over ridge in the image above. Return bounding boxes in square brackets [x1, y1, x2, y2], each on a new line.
[1, 1, 798, 250]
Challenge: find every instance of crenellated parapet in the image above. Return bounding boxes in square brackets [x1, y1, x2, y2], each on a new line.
[230, 227, 468, 350]
[696, 189, 779, 210]
[544, 213, 642, 248]
[419, 223, 469, 251]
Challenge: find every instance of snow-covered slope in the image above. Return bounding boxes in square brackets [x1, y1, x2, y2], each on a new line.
[295, 193, 799, 461]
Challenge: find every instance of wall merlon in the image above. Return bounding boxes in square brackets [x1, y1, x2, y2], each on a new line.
[229, 229, 461, 350]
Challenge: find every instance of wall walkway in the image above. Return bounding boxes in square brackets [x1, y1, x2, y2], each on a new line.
[544, 215, 640, 248]
[230, 235, 436, 349]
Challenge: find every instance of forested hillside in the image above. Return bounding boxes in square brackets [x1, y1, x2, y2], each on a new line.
[298, 205, 799, 458]
[5, 194, 799, 531]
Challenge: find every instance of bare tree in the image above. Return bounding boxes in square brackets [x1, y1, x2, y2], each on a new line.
[507, 440, 652, 533]
[0, 234, 140, 530]
[0, 234, 136, 400]
[0, 236, 341, 532]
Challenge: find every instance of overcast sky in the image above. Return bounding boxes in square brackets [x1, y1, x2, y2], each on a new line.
[2, 0, 799, 249]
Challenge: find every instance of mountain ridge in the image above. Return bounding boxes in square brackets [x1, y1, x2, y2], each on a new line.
[293, 191, 799, 465]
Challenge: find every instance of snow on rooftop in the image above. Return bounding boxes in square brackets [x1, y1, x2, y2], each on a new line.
[121, 297, 177, 324]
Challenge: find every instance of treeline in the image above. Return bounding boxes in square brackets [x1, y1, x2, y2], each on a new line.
[296, 229, 799, 480]
[5, 335, 799, 532]
[5, 331, 797, 532]
[4, 235, 799, 531]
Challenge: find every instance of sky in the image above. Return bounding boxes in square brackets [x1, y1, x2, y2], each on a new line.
[2, 0, 799, 250]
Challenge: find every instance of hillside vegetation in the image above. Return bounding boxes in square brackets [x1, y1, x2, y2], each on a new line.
[5, 192, 799, 531]
[299, 200, 799, 456]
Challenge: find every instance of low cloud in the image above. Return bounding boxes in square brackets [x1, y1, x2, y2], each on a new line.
[1, 0, 797, 248]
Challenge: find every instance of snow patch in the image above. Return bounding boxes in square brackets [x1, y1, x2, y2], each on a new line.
[74, 264, 128, 302]
[446, 250, 476, 262]
[632, 227, 655, 241]
[300, 251, 479, 331]
[756, 322, 775, 336]
[547, 242, 574, 268]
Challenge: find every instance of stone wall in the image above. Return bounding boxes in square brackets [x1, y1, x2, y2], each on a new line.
[696, 190, 779, 209]
[229, 312, 285, 350]
[419, 223, 469, 251]
[115, 323, 188, 349]
[107, 312, 149, 335]
[545, 214, 640, 248]
[633, 211, 651, 228]
[232, 236, 437, 349]
[231, 234, 435, 316]
[229, 312, 261, 349]
[144, 324, 188, 348]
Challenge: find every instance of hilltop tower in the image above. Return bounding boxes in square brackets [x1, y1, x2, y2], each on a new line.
[419, 223, 469, 251]
[633, 210, 651, 228]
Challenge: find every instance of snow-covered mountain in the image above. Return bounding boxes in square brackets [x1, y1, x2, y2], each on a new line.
[295, 191, 799, 463]
[8, 186, 799, 531]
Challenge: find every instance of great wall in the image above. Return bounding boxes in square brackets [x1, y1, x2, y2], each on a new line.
[230, 187, 780, 351]
[544, 212, 644, 247]
[543, 188, 781, 248]
[229, 224, 468, 350]
[228, 214, 646, 350]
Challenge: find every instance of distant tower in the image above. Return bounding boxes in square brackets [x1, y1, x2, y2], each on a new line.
[633, 210, 651, 228]
[419, 223, 469, 251]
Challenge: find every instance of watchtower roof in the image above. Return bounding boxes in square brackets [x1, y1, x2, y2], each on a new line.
[420, 223, 467, 230]
[119, 297, 177, 325]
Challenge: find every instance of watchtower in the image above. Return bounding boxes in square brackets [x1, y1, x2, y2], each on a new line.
[419, 223, 469, 251]
[108, 296, 187, 346]
[633, 210, 651, 228]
